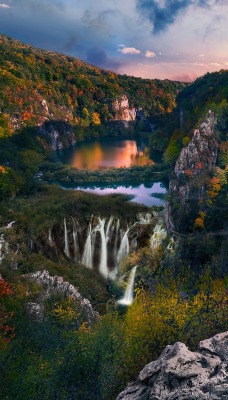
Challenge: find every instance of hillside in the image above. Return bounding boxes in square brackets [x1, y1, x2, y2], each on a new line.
[0, 34, 186, 138]
[0, 36, 227, 400]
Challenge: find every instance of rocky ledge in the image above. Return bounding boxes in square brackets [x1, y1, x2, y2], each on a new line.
[117, 332, 228, 400]
[168, 110, 218, 230]
[25, 270, 99, 325]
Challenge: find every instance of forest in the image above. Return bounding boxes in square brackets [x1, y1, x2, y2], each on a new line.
[0, 36, 227, 400]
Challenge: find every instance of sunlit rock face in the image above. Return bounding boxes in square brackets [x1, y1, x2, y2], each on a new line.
[169, 110, 218, 231]
[117, 332, 228, 400]
[112, 95, 136, 123]
[25, 270, 99, 325]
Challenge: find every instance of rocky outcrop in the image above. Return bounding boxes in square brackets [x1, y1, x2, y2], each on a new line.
[169, 110, 218, 230]
[39, 121, 76, 151]
[117, 332, 228, 400]
[112, 95, 136, 125]
[174, 110, 217, 178]
[25, 270, 99, 324]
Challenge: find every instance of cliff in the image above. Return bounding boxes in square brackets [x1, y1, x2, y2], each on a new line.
[117, 331, 228, 400]
[25, 270, 99, 325]
[112, 95, 137, 125]
[168, 110, 218, 231]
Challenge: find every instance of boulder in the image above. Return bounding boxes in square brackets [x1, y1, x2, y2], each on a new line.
[117, 332, 228, 400]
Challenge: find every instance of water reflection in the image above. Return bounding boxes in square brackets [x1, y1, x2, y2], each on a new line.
[59, 182, 166, 207]
[55, 138, 154, 169]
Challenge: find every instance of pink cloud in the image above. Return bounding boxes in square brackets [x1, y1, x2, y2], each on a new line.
[118, 47, 141, 55]
[145, 50, 156, 58]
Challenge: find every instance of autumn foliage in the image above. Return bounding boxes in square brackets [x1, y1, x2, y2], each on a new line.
[0, 278, 15, 345]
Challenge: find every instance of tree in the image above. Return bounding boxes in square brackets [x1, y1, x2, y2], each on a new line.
[0, 278, 14, 348]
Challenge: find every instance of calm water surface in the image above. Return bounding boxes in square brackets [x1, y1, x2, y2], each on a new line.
[55, 137, 155, 169]
[54, 137, 166, 206]
[59, 182, 166, 207]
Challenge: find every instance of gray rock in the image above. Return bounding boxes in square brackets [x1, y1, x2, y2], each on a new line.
[168, 110, 218, 230]
[117, 332, 228, 400]
[25, 270, 99, 325]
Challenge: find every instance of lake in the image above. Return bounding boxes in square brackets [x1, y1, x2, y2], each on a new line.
[58, 182, 166, 207]
[54, 136, 157, 169]
[53, 137, 166, 206]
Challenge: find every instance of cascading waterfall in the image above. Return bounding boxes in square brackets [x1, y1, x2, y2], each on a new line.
[48, 228, 54, 246]
[167, 236, 176, 253]
[72, 218, 79, 261]
[114, 218, 120, 258]
[117, 227, 130, 265]
[137, 213, 152, 224]
[82, 223, 93, 268]
[118, 266, 137, 305]
[64, 218, 70, 258]
[98, 217, 109, 279]
[150, 223, 167, 250]
[106, 216, 113, 238]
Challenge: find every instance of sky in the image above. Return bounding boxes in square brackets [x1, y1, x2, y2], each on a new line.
[0, 0, 228, 81]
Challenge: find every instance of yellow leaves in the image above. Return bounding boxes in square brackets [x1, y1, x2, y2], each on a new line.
[0, 165, 7, 174]
[92, 112, 101, 125]
[52, 298, 79, 327]
[206, 177, 221, 198]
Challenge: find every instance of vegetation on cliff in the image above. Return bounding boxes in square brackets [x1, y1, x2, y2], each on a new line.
[0, 34, 185, 137]
[0, 37, 227, 400]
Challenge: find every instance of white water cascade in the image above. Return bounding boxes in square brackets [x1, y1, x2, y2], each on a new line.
[48, 228, 54, 247]
[98, 218, 109, 279]
[106, 216, 113, 239]
[82, 223, 93, 269]
[64, 218, 70, 258]
[150, 224, 167, 250]
[118, 266, 137, 305]
[72, 218, 79, 261]
[117, 227, 130, 265]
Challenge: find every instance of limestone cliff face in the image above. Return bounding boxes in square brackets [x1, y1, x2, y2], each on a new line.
[169, 110, 218, 230]
[39, 121, 76, 151]
[25, 270, 99, 325]
[117, 332, 228, 400]
[174, 110, 217, 178]
[112, 95, 137, 124]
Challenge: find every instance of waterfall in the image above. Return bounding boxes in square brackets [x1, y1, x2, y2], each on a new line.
[0, 234, 9, 263]
[118, 266, 137, 305]
[64, 218, 70, 258]
[48, 228, 54, 247]
[117, 227, 130, 265]
[114, 219, 120, 258]
[98, 218, 109, 279]
[82, 223, 93, 269]
[137, 213, 152, 224]
[150, 224, 167, 250]
[167, 236, 176, 253]
[72, 218, 79, 262]
[106, 216, 113, 239]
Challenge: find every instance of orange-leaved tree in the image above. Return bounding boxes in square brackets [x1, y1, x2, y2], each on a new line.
[0, 278, 15, 347]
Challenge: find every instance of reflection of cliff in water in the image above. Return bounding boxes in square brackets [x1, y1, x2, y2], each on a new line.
[54, 137, 155, 170]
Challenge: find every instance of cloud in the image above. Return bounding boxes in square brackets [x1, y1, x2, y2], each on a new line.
[145, 50, 156, 58]
[136, 0, 224, 34]
[118, 47, 141, 55]
[86, 47, 122, 70]
[198, 54, 205, 57]
[0, 3, 10, 8]
[208, 62, 221, 66]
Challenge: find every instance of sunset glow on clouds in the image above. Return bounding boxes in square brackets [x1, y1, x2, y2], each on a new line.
[0, 0, 227, 81]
